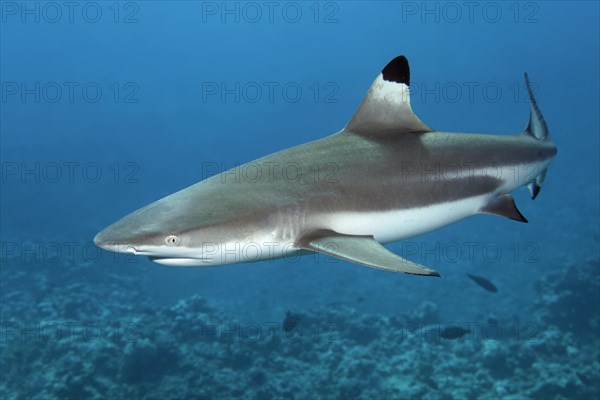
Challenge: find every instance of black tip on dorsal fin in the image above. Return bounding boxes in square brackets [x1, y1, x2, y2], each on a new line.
[345, 55, 432, 135]
[382, 55, 410, 85]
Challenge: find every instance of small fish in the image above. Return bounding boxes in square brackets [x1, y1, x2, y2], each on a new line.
[467, 274, 498, 293]
[282, 311, 300, 332]
[576, 372, 590, 385]
[441, 326, 470, 339]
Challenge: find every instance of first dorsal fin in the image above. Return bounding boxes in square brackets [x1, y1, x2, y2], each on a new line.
[345, 55, 433, 136]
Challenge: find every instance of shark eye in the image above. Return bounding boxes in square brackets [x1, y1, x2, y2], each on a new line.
[165, 235, 180, 246]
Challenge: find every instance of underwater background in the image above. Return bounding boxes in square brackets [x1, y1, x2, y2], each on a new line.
[1, 1, 599, 399]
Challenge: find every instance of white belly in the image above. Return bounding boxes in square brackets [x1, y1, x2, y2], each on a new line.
[321, 194, 491, 243]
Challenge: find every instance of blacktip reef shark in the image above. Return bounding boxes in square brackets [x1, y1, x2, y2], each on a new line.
[95, 55, 556, 276]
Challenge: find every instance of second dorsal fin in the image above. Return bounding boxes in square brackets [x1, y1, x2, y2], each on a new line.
[345, 55, 433, 136]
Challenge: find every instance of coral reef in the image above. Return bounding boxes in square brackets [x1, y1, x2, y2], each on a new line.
[1, 255, 598, 399]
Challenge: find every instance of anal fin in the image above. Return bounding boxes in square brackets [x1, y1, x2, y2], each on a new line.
[296, 230, 440, 277]
[527, 169, 547, 200]
[480, 194, 528, 223]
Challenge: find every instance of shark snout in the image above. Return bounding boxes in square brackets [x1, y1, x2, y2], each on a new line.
[93, 234, 117, 253]
[94, 229, 137, 254]
[93, 230, 110, 249]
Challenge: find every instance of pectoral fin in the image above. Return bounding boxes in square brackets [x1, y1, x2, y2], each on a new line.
[296, 230, 441, 277]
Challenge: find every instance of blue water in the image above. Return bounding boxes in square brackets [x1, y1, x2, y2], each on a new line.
[1, 2, 599, 399]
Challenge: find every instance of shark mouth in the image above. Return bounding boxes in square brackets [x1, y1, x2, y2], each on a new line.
[148, 256, 213, 267]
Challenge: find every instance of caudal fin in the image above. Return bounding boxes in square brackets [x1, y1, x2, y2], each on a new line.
[523, 73, 550, 141]
[522, 73, 551, 199]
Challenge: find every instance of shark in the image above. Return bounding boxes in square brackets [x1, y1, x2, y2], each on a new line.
[94, 55, 556, 276]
